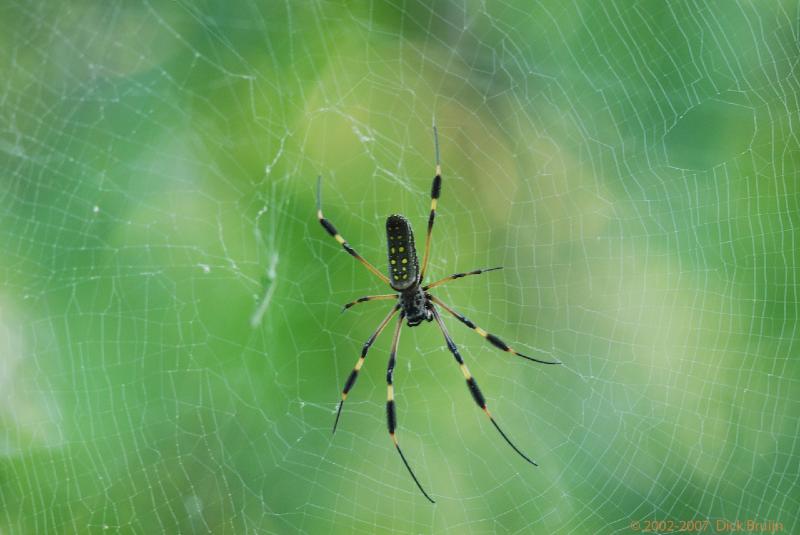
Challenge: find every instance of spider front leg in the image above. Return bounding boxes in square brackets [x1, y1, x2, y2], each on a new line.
[431, 305, 538, 467]
[317, 176, 391, 286]
[418, 125, 441, 283]
[430, 295, 561, 365]
[332, 304, 400, 434]
[386, 312, 435, 503]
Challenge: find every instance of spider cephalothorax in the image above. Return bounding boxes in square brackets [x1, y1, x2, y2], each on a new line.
[316, 126, 560, 503]
[399, 286, 431, 327]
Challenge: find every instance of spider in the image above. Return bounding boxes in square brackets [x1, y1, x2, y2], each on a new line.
[317, 126, 560, 503]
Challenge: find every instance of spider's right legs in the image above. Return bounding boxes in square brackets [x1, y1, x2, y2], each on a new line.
[423, 266, 503, 291]
[418, 125, 442, 282]
[332, 304, 400, 434]
[429, 295, 561, 365]
[431, 306, 539, 467]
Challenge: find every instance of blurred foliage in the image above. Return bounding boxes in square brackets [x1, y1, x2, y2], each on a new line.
[1, 1, 798, 533]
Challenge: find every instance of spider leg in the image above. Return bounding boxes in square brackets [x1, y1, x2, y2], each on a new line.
[423, 266, 503, 291]
[386, 312, 435, 503]
[332, 304, 400, 434]
[317, 176, 391, 286]
[418, 125, 441, 283]
[341, 293, 397, 313]
[431, 305, 538, 467]
[429, 295, 561, 365]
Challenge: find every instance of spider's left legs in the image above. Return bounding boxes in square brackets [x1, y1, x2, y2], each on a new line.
[332, 304, 400, 434]
[431, 305, 538, 466]
[386, 312, 435, 503]
[418, 125, 442, 282]
[317, 176, 391, 286]
[341, 293, 397, 312]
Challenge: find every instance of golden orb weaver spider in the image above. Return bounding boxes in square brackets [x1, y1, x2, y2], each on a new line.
[317, 126, 560, 503]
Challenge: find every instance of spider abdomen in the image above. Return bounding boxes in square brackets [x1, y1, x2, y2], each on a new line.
[386, 214, 419, 291]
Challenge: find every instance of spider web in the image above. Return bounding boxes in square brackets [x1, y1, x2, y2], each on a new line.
[1, 1, 798, 533]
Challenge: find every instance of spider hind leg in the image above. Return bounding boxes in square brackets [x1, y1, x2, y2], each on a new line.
[385, 312, 436, 503]
[332, 305, 400, 434]
[431, 305, 538, 467]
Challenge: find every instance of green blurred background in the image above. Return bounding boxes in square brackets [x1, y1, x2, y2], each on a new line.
[1, 1, 798, 533]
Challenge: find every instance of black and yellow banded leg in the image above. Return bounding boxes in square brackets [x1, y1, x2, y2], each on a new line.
[332, 304, 400, 434]
[423, 266, 503, 291]
[418, 125, 441, 283]
[317, 176, 391, 286]
[430, 295, 561, 365]
[386, 312, 435, 503]
[342, 294, 397, 312]
[431, 306, 538, 467]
